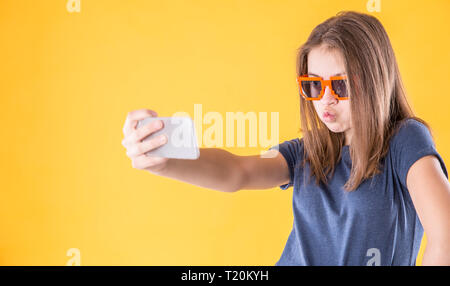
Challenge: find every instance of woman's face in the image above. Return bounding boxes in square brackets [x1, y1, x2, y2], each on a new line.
[307, 45, 352, 145]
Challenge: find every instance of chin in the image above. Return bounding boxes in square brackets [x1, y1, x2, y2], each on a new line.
[324, 122, 345, 133]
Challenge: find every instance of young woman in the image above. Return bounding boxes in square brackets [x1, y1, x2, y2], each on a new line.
[121, 11, 450, 266]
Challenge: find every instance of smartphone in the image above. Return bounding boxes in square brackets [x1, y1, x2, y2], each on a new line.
[136, 116, 200, 160]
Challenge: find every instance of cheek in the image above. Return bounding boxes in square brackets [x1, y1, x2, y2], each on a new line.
[341, 102, 351, 118]
[339, 102, 352, 125]
[312, 102, 320, 112]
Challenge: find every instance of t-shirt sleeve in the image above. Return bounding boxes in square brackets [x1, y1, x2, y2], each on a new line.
[393, 119, 448, 190]
[268, 138, 303, 190]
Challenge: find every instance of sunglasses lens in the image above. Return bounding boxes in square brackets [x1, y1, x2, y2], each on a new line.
[331, 79, 347, 98]
[301, 81, 322, 98]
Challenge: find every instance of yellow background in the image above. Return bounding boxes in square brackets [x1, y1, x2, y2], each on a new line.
[1, 0, 449, 265]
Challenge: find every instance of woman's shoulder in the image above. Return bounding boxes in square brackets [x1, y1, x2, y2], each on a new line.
[390, 118, 435, 150]
[270, 137, 305, 166]
[288, 137, 304, 146]
[275, 137, 304, 149]
[282, 137, 305, 155]
[388, 117, 448, 188]
[394, 117, 430, 134]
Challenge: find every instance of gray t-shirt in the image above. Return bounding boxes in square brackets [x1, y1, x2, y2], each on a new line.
[269, 118, 448, 265]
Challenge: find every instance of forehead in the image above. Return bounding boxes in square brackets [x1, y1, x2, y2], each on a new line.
[307, 45, 346, 78]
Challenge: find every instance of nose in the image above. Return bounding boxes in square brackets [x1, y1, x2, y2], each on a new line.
[321, 86, 337, 105]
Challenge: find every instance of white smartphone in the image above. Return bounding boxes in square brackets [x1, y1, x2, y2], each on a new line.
[136, 116, 200, 160]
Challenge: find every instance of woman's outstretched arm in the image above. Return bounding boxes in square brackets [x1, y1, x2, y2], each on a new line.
[122, 109, 290, 193]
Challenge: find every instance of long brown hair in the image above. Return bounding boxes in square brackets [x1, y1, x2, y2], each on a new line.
[296, 11, 432, 191]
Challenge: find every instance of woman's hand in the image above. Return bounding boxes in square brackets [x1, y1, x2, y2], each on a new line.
[121, 109, 169, 173]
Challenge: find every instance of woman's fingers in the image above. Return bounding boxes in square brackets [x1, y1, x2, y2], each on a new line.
[122, 109, 158, 137]
[131, 153, 169, 171]
[122, 120, 164, 147]
[126, 134, 168, 158]
[122, 109, 170, 173]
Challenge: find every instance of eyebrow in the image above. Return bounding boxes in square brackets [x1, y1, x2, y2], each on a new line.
[308, 72, 346, 77]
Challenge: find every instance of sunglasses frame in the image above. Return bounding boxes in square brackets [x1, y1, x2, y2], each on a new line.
[296, 75, 349, 101]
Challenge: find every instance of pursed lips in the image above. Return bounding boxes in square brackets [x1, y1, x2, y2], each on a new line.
[323, 109, 336, 117]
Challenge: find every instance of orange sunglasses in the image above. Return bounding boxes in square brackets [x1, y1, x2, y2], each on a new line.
[296, 75, 349, 100]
